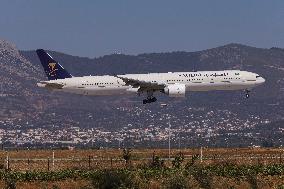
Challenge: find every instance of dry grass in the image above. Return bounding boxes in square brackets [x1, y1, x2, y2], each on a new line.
[0, 179, 91, 189]
[0, 147, 282, 171]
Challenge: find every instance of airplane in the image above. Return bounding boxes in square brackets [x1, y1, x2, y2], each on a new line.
[36, 49, 265, 104]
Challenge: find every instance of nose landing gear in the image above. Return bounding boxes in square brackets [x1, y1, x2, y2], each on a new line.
[245, 93, 250, 98]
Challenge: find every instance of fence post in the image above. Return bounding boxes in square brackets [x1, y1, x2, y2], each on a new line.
[28, 158, 30, 171]
[200, 147, 203, 163]
[47, 158, 50, 171]
[88, 155, 91, 170]
[280, 153, 282, 164]
[6, 154, 9, 170]
[52, 151, 55, 170]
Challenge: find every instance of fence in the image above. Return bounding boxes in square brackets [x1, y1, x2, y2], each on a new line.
[1, 149, 283, 171]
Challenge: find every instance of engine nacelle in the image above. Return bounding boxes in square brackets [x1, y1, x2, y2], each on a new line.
[126, 87, 139, 94]
[164, 84, 186, 97]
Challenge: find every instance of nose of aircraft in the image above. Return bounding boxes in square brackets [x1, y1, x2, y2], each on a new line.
[261, 77, 265, 83]
[258, 77, 265, 85]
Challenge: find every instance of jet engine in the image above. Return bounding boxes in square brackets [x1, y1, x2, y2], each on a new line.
[126, 87, 140, 93]
[164, 84, 186, 97]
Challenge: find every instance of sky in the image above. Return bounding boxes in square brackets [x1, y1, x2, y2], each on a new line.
[0, 0, 283, 58]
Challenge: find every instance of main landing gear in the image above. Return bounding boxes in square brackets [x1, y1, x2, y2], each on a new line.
[143, 97, 157, 104]
[245, 90, 250, 98]
[143, 90, 157, 104]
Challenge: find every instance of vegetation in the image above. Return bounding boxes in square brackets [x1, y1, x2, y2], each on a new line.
[0, 161, 282, 188]
[150, 154, 165, 169]
[122, 148, 131, 167]
[0, 148, 282, 188]
[172, 152, 185, 169]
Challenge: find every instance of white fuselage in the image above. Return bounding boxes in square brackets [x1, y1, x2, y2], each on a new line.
[37, 70, 265, 96]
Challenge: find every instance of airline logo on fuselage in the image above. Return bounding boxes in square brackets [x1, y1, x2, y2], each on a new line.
[48, 63, 58, 76]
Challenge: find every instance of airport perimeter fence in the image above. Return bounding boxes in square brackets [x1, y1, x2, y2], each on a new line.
[1, 151, 284, 171]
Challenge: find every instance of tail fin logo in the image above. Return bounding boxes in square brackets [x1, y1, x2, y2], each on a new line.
[48, 63, 58, 76]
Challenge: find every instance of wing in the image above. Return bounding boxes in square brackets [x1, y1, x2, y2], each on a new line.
[116, 75, 166, 91]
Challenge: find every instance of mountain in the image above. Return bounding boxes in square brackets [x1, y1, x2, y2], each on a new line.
[0, 40, 43, 122]
[0, 39, 283, 147]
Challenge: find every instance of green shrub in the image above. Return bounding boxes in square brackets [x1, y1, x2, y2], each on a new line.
[128, 171, 149, 189]
[91, 169, 133, 189]
[163, 173, 190, 189]
[185, 154, 199, 169]
[150, 155, 165, 169]
[245, 174, 258, 189]
[172, 152, 185, 169]
[188, 165, 213, 189]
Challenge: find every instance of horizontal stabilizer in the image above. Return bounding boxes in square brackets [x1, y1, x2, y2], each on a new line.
[37, 81, 64, 89]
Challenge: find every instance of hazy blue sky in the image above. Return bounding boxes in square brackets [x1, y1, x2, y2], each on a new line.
[0, 0, 283, 57]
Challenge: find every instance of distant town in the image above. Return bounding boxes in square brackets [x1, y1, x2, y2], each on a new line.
[0, 106, 278, 149]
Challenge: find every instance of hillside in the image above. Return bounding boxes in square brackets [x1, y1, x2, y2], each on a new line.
[0, 39, 283, 147]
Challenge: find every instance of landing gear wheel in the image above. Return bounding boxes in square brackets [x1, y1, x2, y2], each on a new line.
[151, 97, 157, 103]
[245, 93, 250, 98]
[245, 90, 250, 99]
[143, 99, 147, 104]
[142, 97, 157, 104]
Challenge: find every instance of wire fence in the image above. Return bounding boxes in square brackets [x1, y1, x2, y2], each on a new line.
[1, 150, 283, 171]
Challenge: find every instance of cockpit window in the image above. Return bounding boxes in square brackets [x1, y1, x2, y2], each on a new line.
[256, 75, 261, 78]
[235, 73, 240, 75]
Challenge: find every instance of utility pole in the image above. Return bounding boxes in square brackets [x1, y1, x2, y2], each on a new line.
[168, 118, 171, 160]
